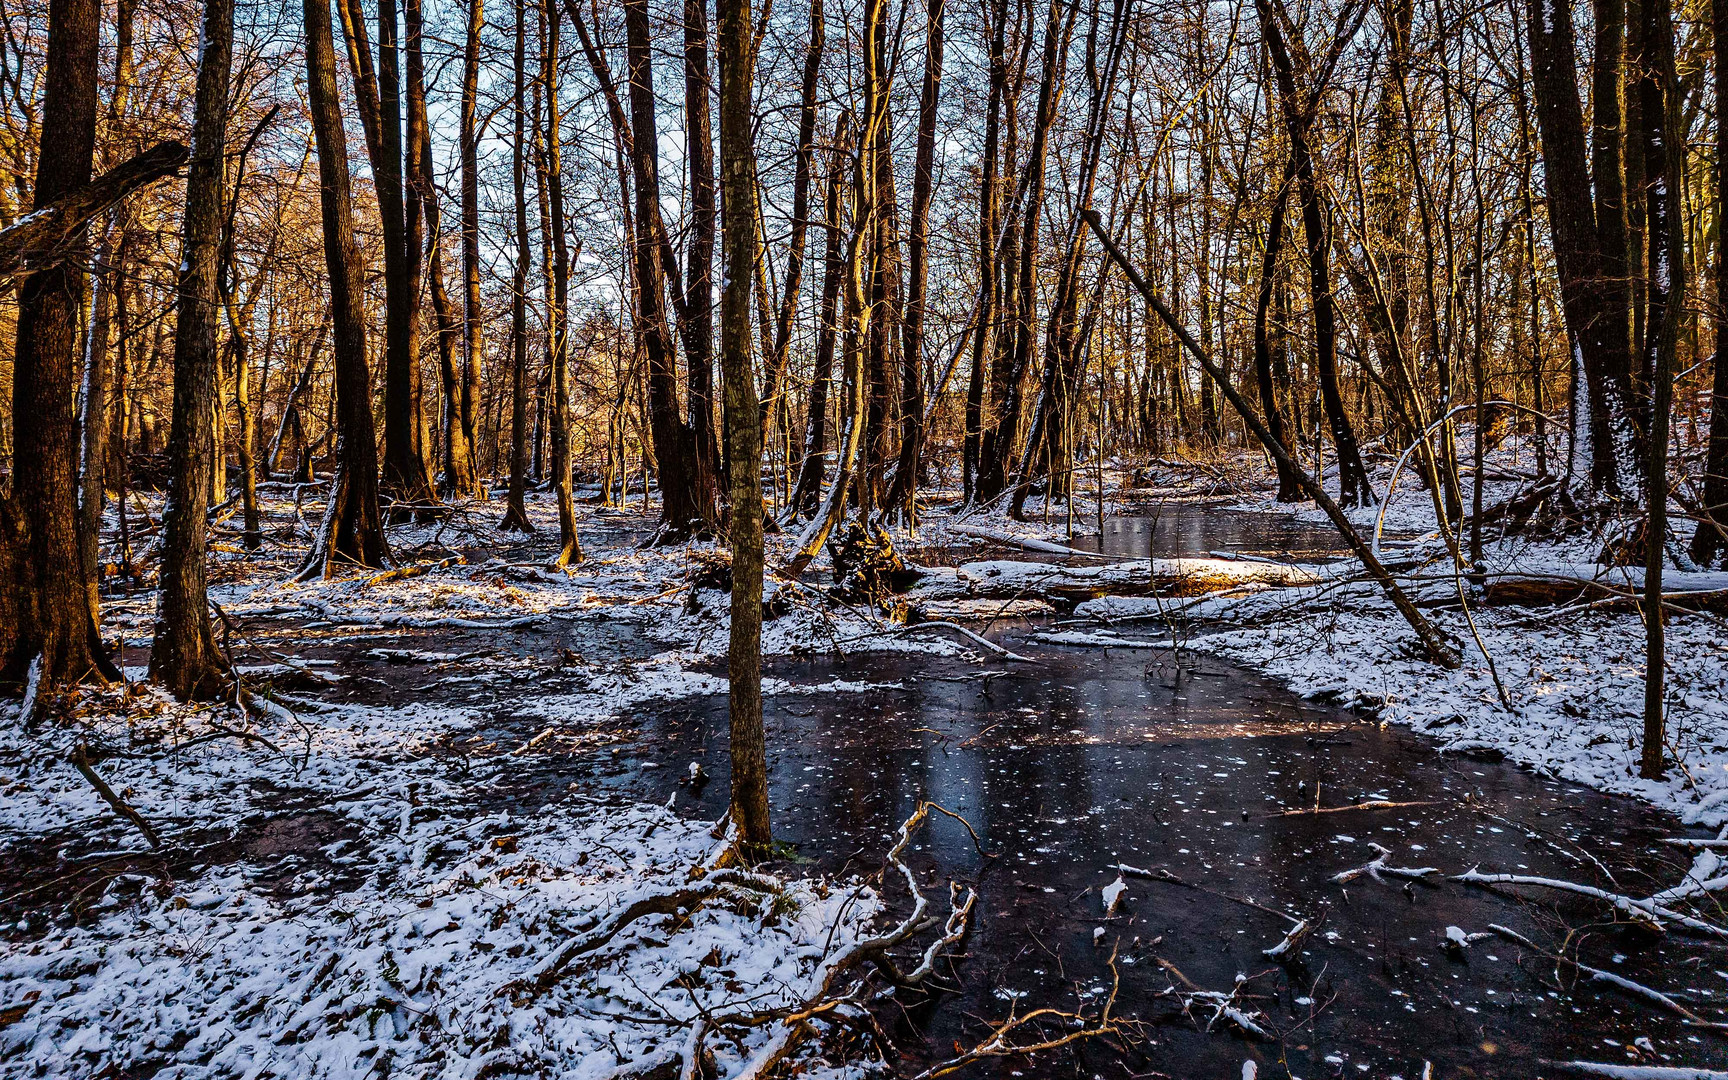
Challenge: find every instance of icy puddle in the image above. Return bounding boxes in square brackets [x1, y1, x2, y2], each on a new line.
[1064, 503, 1412, 563]
[497, 637, 1728, 1079]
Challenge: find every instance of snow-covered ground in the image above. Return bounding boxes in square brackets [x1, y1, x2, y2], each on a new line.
[6, 433, 1728, 1077]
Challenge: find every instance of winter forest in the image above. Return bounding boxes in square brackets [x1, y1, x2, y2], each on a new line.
[4, 0, 1728, 1066]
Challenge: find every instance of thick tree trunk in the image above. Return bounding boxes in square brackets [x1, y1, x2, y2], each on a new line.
[337, 0, 437, 517]
[301, 0, 391, 577]
[151, 0, 234, 699]
[718, 0, 769, 851]
[409, 0, 475, 499]
[0, 0, 115, 686]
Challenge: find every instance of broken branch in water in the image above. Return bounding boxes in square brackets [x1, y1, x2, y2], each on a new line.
[1485, 923, 1726, 1029]
[911, 946, 1130, 1079]
[840, 620, 1036, 662]
[1263, 799, 1439, 818]
[1331, 843, 1442, 885]
[1452, 869, 1728, 940]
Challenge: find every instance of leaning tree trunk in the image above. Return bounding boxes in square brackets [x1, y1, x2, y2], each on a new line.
[151, 0, 234, 700]
[1261, 0, 1371, 507]
[0, 0, 115, 687]
[717, 0, 769, 851]
[300, 0, 391, 578]
[784, 0, 886, 574]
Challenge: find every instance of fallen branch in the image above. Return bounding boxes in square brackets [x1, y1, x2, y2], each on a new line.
[1264, 799, 1438, 818]
[1331, 843, 1441, 885]
[1453, 869, 1728, 940]
[1485, 923, 1724, 1028]
[1541, 1063, 1728, 1079]
[911, 947, 1129, 1079]
[69, 742, 161, 850]
[840, 621, 1036, 662]
[361, 554, 465, 588]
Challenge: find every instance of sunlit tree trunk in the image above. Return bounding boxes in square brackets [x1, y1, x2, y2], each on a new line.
[301, 0, 391, 578]
[151, 0, 234, 699]
[0, 0, 115, 686]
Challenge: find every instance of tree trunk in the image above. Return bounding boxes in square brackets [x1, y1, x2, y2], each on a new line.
[784, 0, 885, 573]
[300, 0, 391, 577]
[884, 0, 944, 523]
[788, 115, 851, 518]
[1260, 0, 1372, 507]
[718, 0, 769, 851]
[685, 0, 719, 478]
[501, 0, 534, 532]
[625, 0, 719, 537]
[1641, 0, 1683, 779]
[1692, 0, 1728, 566]
[1524, 0, 1638, 497]
[409, 0, 475, 499]
[762, 0, 824, 452]
[543, 0, 579, 563]
[150, 0, 234, 699]
[0, 0, 114, 686]
[460, 0, 486, 495]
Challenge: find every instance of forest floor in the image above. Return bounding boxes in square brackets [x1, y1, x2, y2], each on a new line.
[4, 439, 1728, 1079]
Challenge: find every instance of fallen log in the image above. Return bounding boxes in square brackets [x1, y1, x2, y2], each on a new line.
[946, 557, 1330, 605]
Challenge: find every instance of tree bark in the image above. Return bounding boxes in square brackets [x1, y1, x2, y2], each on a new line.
[1641, 0, 1683, 779]
[1692, 0, 1728, 566]
[718, 0, 769, 851]
[787, 115, 851, 518]
[151, 0, 234, 699]
[0, 0, 115, 686]
[543, 0, 579, 563]
[884, 0, 944, 523]
[1524, 0, 1638, 497]
[501, 0, 534, 532]
[625, 0, 720, 537]
[460, 0, 486, 495]
[300, 0, 391, 577]
[686, 0, 720, 477]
